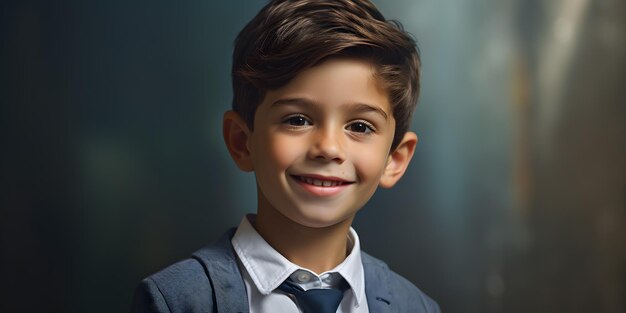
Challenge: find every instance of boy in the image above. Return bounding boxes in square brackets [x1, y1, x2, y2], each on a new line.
[132, 0, 440, 312]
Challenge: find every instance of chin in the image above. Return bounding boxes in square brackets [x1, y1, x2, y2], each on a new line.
[288, 207, 354, 229]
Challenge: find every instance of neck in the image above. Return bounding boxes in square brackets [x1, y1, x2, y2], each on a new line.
[254, 198, 354, 274]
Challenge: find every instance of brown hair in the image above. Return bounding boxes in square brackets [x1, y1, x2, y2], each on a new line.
[232, 0, 421, 150]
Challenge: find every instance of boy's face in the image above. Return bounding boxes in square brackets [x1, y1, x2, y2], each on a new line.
[235, 58, 407, 228]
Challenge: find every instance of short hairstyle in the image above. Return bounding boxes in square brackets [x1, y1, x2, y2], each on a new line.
[232, 0, 421, 150]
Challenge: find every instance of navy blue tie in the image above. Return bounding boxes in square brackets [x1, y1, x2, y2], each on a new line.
[278, 279, 347, 313]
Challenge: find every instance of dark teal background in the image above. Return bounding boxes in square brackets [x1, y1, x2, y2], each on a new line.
[2, 0, 625, 312]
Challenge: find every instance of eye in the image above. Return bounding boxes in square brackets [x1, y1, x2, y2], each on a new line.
[283, 115, 311, 126]
[346, 121, 375, 134]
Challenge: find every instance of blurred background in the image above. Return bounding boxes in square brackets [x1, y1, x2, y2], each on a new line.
[1, 0, 624, 312]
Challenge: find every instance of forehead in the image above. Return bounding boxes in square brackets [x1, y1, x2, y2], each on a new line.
[260, 57, 391, 113]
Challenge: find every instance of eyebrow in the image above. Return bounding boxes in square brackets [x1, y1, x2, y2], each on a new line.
[270, 98, 389, 120]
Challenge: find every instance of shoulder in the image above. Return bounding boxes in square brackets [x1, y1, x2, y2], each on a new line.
[362, 252, 441, 313]
[385, 269, 441, 313]
[131, 257, 215, 313]
[131, 228, 242, 313]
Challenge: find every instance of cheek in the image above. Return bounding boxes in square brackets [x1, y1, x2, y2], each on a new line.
[353, 145, 388, 181]
[267, 133, 305, 170]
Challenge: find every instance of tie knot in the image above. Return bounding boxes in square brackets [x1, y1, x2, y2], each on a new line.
[278, 278, 349, 313]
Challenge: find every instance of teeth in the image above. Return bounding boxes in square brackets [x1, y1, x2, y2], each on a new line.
[298, 176, 342, 187]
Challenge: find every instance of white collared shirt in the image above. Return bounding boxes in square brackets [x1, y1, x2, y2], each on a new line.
[232, 214, 370, 313]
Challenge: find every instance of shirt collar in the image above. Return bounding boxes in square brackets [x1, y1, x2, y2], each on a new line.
[231, 214, 366, 308]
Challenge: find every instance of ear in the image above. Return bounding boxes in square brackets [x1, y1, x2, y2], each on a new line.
[223, 110, 254, 172]
[379, 131, 418, 189]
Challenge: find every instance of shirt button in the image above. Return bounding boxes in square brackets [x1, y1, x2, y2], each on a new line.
[296, 272, 310, 283]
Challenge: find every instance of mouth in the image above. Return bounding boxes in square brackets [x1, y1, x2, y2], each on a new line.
[289, 174, 354, 197]
[290, 174, 354, 187]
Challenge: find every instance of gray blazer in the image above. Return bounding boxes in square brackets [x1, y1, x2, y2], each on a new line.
[132, 228, 440, 313]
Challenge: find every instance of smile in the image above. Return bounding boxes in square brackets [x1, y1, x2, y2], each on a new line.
[295, 176, 346, 187]
[290, 174, 354, 197]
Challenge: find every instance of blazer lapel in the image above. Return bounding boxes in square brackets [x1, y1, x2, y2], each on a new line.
[192, 228, 249, 313]
[362, 252, 394, 313]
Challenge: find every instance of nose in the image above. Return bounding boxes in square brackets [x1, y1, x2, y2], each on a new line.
[307, 126, 346, 163]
